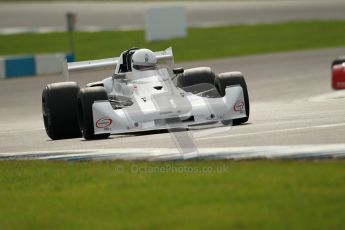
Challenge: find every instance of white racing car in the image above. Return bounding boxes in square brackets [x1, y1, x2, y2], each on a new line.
[42, 47, 250, 140]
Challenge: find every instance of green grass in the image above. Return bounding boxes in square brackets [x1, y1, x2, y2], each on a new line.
[1, 20, 345, 62]
[0, 160, 344, 229]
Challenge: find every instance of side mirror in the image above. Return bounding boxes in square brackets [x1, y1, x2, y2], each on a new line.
[173, 67, 184, 75]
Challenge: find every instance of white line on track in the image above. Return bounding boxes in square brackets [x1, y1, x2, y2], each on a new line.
[308, 90, 345, 102]
[1, 144, 345, 161]
[0, 128, 45, 135]
[0, 26, 143, 35]
[197, 122, 345, 140]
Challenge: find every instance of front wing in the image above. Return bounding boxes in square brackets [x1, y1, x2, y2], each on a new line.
[92, 86, 246, 134]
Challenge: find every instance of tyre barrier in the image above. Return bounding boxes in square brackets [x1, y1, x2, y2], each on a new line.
[0, 53, 74, 79]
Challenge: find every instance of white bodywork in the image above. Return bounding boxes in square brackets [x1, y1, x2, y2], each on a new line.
[66, 48, 246, 135]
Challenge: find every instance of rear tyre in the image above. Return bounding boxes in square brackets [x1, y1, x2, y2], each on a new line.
[332, 56, 345, 67]
[177, 67, 216, 88]
[214, 72, 250, 125]
[78, 87, 110, 140]
[42, 82, 81, 140]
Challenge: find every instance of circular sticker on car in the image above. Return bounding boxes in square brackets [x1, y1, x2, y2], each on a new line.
[96, 117, 113, 128]
[233, 101, 244, 112]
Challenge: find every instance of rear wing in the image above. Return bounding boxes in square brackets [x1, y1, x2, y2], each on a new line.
[68, 57, 119, 72]
[63, 47, 174, 80]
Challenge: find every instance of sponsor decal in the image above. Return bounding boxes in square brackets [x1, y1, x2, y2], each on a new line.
[96, 117, 113, 128]
[233, 101, 245, 112]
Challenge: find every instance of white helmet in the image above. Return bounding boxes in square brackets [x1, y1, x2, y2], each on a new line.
[131, 49, 157, 71]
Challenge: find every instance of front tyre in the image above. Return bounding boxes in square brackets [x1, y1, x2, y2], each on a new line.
[77, 87, 110, 140]
[215, 72, 250, 125]
[42, 82, 81, 140]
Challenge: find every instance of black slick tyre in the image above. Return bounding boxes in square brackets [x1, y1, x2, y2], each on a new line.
[77, 87, 110, 140]
[214, 72, 250, 125]
[177, 67, 216, 88]
[42, 82, 81, 140]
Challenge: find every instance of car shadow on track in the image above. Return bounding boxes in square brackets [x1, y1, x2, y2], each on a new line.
[77, 122, 253, 141]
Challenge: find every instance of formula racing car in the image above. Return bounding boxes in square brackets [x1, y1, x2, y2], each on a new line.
[331, 56, 345, 90]
[42, 47, 250, 140]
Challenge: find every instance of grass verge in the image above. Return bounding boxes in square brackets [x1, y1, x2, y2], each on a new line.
[0, 160, 344, 229]
[1, 20, 345, 62]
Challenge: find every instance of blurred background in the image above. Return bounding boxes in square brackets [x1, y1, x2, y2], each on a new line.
[1, 0, 345, 63]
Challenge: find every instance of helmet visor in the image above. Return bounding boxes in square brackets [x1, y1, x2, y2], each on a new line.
[132, 64, 157, 71]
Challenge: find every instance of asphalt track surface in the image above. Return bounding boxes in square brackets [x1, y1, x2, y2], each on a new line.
[1, 47, 345, 160]
[1, 1, 345, 33]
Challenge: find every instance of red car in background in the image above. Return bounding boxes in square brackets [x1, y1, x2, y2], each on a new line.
[332, 56, 345, 90]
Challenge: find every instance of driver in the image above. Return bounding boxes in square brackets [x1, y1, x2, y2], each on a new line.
[131, 49, 157, 71]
